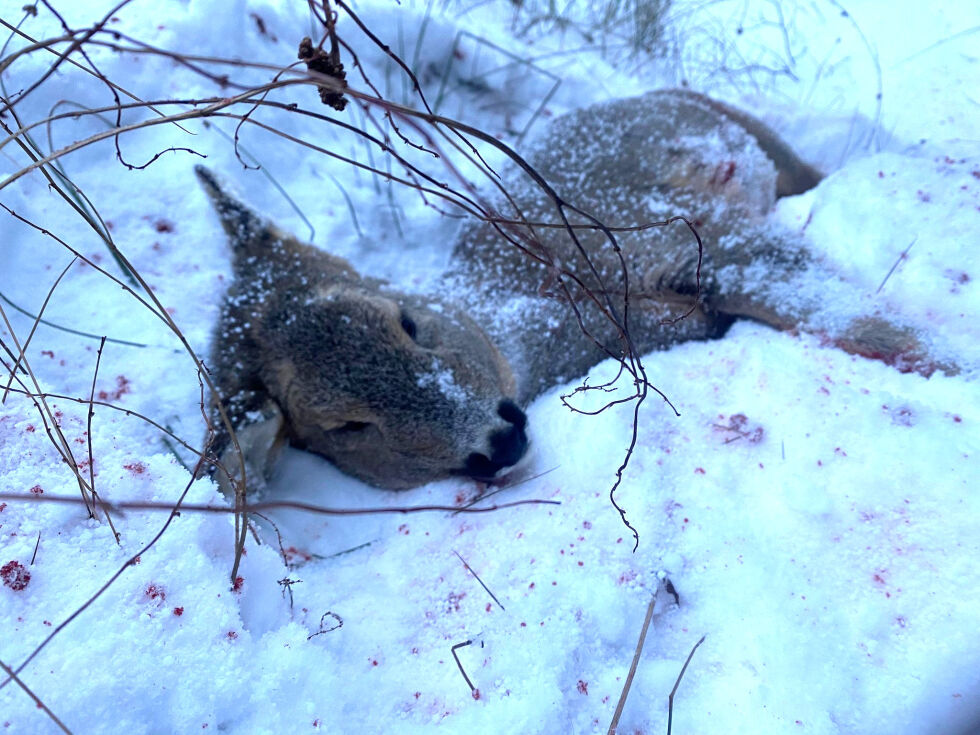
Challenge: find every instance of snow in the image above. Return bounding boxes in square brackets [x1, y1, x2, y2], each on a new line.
[1, 1, 979, 734]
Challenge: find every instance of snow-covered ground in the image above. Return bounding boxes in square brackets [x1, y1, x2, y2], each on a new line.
[1, 1, 978, 733]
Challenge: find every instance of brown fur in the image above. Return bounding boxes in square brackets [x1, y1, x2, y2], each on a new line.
[199, 89, 951, 491]
[197, 167, 526, 491]
[449, 89, 949, 400]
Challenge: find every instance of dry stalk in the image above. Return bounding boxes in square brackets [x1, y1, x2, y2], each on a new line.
[0, 453, 206, 694]
[667, 635, 706, 735]
[0, 492, 561, 516]
[607, 591, 658, 735]
[0, 300, 97, 516]
[0, 657, 72, 734]
[85, 336, 119, 540]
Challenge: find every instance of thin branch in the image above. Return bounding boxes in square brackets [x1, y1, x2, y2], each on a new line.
[0, 458, 204, 694]
[450, 639, 478, 693]
[85, 336, 120, 541]
[1, 256, 77, 403]
[876, 237, 916, 294]
[454, 550, 505, 610]
[0, 657, 73, 734]
[667, 636, 706, 735]
[607, 591, 657, 735]
[0, 492, 561, 516]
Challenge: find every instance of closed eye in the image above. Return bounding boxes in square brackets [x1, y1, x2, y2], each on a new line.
[322, 420, 383, 445]
[338, 421, 372, 432]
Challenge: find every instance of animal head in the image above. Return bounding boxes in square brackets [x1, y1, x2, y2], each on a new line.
[196, 166, 528, 490]
[257, 283, 528, 489]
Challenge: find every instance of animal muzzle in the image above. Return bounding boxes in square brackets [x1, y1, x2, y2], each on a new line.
[461, 399, 528, 481]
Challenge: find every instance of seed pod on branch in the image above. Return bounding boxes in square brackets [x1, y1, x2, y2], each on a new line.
[297, 35, 348, 111]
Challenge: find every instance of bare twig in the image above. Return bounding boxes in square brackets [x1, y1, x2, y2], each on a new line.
[2, 256, 77, 403]
[876, 237, 917, 294]
[0, 301, 96, 515]
[86, 336, 120, 541]
[307, 612, 343, 640]
[450, 639, 480, 693]
[0, 657, 72, 734]
[454, 550, 505, 611]
[30, 532, 41, 565]
[0, 492, 561, 516]
[0, 289, 150, 347]
[607, 591, 658, 735]
[0, 459, 204, 694]
[667, 635, 706, 735]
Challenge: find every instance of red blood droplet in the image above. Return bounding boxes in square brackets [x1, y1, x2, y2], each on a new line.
[1, 561, 31, 591]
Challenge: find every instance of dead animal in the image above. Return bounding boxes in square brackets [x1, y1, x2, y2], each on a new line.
[199, 89, 953, 492]
[197, 166, 527, 492]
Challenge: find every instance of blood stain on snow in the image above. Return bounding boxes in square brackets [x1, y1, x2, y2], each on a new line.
[1, 561, 31, 591]
[173, 607, 184, 616]
[124, 461, 148, 475]
[98, 375, 132, 402]
[29, 485, 43, 495]
[145, 584, 166, 602]
[284, 546, 312, 563]
[577, 680, 589, 695]
[446, 591, 466, 612]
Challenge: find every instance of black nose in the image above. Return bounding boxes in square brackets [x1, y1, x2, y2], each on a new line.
[497, 399, 527, 429]
[462, 400, 529, 480]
